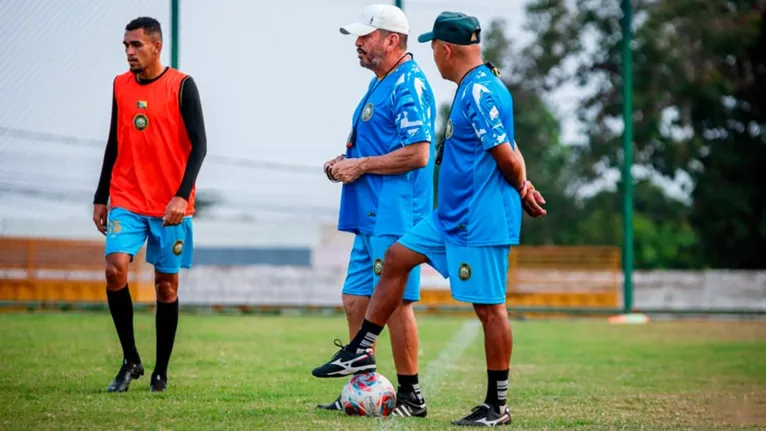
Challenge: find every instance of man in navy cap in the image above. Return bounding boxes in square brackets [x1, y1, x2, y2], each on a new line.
[311, 11, 546, 427]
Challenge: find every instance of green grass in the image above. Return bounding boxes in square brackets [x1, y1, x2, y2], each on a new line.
[1, 312, 765, 430]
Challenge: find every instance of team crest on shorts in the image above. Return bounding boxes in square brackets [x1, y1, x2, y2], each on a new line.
[172, 240, 184, 256]
[133, 113, 149, 131]
[458, 263, 471, 281]
[445, 120, 454, 139]
[107, 219, 122, 236]
[362, 103, 374, 121]
[373, 258, 384, 276]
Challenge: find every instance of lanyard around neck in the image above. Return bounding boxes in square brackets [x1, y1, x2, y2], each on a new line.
[346, 52, 413, 149]
[435, 62, 499, 165]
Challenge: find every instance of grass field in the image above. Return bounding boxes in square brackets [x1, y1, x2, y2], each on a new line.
[1, 312, 765, 430]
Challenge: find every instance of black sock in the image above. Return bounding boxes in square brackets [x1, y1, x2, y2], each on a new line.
[485, 369, 509, 412]
[153, 299, 179, 378]
[348, 319, 383, 354]
[397, 374, 424, 403]
[106, 286, 140, 364]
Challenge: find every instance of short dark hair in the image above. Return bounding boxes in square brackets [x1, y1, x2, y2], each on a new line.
[380, 30, 408, 50]
[125, 17, 162, 42]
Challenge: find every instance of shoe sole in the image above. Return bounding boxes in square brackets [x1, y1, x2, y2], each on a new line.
[451, 421, 511, 427]
[451, 417, 511, 427]
[312, 364, 376, 378]
[315, 403, 342, 411]
[391, 409, 428, 418]
[107, 368, 145, 393]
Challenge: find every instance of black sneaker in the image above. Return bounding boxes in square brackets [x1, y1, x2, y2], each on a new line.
[149, 373, 167, 392]
[452, 404, 511, 427]
[315, 394, 342, 411]
[311, 339, 376, 378]
[107, 359, 144, 393]
[391, 390, 427, 418]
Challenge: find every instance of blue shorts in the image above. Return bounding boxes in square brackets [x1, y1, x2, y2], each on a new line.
[398, 216, 510, 305]
[342, 234, 421, 302]
[105, 207, 194, 274]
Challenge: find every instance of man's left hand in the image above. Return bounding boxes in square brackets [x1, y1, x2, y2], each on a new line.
[331, 158, 365, 184]
[163, 196, 188, 226]
[520, 181, 547, 218]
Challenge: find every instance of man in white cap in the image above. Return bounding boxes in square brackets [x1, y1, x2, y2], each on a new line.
[316, 3, 436, 419]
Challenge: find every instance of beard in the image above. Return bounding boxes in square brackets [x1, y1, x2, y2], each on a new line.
[358, 46, 384, 70]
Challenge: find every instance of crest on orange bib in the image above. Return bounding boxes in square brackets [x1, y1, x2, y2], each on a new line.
[133, 113, 149, 131]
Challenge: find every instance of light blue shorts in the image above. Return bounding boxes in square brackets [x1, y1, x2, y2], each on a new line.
[397, 216, 510, 305]
[105, 207, 194, 274]
[342, 234, 421, 302]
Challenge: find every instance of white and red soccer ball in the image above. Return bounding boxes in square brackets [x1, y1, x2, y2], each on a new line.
[340, 372, 397, 417]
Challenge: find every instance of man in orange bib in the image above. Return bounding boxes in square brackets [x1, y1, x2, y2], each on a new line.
[92, 17, 207, 393]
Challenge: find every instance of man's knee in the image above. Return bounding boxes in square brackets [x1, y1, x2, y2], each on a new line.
[105, 256, 129, 290]
[473, 303, 508, 324]
[155, 273, 179, 303]
[395, 299, 415, 313]
[342, 294, 369, 316]
[383, 243, 418, 275]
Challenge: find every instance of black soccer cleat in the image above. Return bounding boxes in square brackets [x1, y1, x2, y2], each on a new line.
[311, 339, 376, 378]
[149, 373, 167, 392]
[452, 404, 511, 427]
[315, 394, 343, 411]
[391, 390, 428, 418]
[107, 359, 144, 393]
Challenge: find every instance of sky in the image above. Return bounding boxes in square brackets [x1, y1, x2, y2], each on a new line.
[0, 0, 609, 245]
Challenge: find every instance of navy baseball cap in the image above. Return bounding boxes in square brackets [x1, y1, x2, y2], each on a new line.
[417, 11, 481, 45]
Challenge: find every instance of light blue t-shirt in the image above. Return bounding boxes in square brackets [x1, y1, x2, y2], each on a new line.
[338, 59, 436, 237]
[434, 64, 522, 247]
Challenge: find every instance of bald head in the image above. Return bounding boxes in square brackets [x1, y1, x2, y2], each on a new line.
[430, 31, 483, 82]
[446, 33, 481, 58]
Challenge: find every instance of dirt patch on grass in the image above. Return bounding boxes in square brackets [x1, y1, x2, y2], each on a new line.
[706, 393, 766, 426]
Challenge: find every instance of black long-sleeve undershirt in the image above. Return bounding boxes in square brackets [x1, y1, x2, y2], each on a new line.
[175, 76, 207, 199]
[93, 87, 118, 205]
[93, 73, 207, 205]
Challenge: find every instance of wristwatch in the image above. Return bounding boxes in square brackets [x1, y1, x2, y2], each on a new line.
[325, 165, 340, 183]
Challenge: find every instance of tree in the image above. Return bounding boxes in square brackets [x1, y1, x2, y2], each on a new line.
[523, 0, 765, 268]
[687, 6, 766, 268]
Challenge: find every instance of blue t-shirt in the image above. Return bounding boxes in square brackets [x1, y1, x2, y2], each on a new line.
[434, 64, 522, 247]
[338, 60, 436, 237]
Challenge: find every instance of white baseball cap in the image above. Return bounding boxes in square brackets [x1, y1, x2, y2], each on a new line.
[340, 4, 410, 36]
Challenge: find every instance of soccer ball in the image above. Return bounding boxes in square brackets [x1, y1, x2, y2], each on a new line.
[340, 372, 397, 417]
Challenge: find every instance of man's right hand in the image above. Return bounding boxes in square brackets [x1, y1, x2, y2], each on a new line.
[93, 204, 108, 235]
[323, 154, 345, 183]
